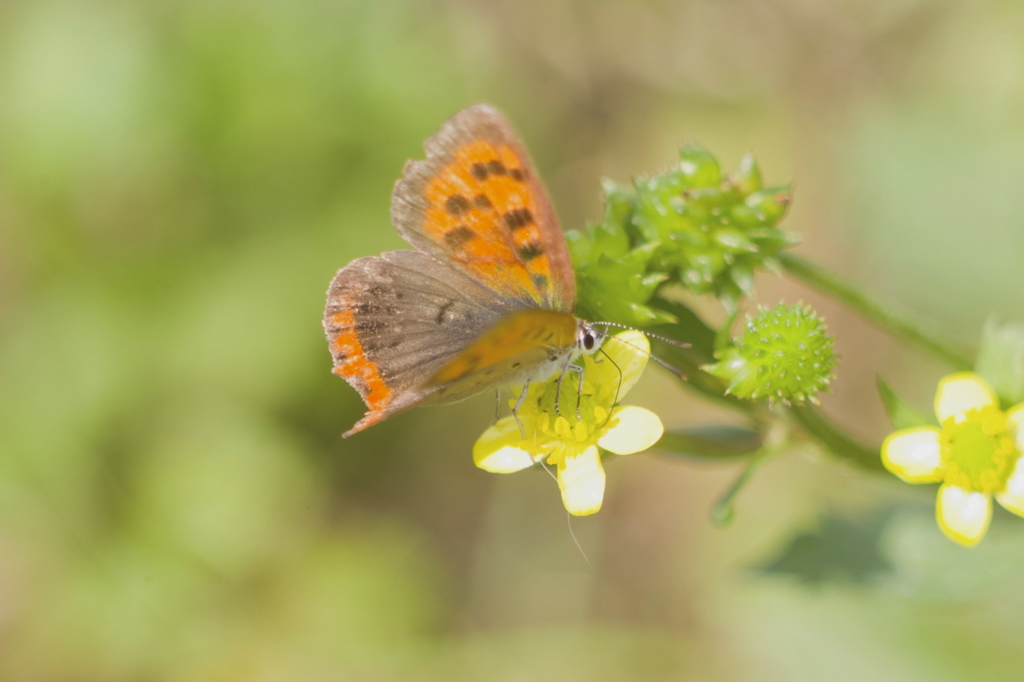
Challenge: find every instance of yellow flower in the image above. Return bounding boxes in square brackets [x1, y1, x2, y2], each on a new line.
[882, 372, 1024, 546]
[473, 330, 663, 516]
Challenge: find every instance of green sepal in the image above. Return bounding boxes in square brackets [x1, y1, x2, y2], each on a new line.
[678, 144, 722, 187]
[975, 318, 1024, 406]
[729, 153, 762, 195]
[876, 377, 934, 430]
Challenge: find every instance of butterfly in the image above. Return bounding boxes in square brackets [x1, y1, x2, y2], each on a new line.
[323, 104, 605, 437]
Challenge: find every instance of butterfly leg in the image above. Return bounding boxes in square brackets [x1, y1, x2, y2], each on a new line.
[554, 366, 567, 418]
[570, 363, 585, 421]
[512, 380, 530, 439]
[494, 389, 502, 424]
[554, 362, 585, 421]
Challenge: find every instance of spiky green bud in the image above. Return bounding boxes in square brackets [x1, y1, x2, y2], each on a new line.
[705, 303, 837, 404]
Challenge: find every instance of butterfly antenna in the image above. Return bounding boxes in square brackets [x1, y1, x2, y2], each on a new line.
[591, 321, 691, 349]
[534, 454, 594, 573]
[597, 329, 688, 378]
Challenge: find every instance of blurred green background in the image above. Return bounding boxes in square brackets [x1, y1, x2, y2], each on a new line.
[3, 0, 1024, 680]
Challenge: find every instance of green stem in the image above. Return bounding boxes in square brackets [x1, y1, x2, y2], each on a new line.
[711, 450, 768, 527]
[658, 425, 763, 460]
[788, 403, 884, 472]
[780, 254, 973, 369]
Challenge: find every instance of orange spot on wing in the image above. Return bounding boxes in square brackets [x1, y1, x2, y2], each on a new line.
[329, 310, 392, 410]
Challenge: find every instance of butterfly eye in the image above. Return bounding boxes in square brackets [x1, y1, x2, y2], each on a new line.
[583, 331, 596, 351]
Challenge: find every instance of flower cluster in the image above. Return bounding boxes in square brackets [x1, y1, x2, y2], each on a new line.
[567, 182, 673, 328]
[882, 373, 1024, 546]
[473, 331, 663, 515]
[567, 147, 798, 326]
[633, 146, 797, 310]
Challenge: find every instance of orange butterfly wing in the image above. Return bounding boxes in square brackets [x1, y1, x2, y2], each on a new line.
[390, 104, 576, 312]
[325, 105, 582, 437]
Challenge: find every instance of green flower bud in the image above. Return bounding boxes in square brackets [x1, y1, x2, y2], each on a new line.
[705, 303, 837, 404]
[630, 146, 799, 310]
[568, 180, 675, 328]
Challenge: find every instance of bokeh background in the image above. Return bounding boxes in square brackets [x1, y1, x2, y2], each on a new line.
[3, 0, 1024, 679]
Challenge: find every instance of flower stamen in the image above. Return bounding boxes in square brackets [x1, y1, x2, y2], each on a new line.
[940, 406, 1016, 493]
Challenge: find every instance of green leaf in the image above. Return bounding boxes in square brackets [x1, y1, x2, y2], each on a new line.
[753, 508, 895, 585]
[876, 377, 933, 429]
[975, 318, 1024, 405]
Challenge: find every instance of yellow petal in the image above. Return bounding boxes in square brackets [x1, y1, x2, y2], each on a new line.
[597, 406, 664, 455]
[996, 455, 1024, 517]
[936, 483, 991, 547]
[935, 373, 997, 424]
[556, 446, 605, 516]
[598, 330, 650, 400]
[472, 417, 536, 473]
[880, 427, 944, 483]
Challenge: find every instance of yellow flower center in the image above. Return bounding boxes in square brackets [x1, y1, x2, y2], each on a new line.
[940, 405, 1018, 493]
[534, 384, 606, 444]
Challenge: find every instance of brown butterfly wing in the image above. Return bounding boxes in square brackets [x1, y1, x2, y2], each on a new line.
[324, 250, 522, 436]
[390, 104, 576, 312]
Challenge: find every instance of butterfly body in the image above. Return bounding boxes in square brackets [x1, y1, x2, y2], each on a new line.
[324, 105, 601, 437]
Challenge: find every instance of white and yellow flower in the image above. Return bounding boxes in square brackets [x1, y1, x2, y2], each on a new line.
[473, 330, 663, 516]
[882, 372, 1024, 546]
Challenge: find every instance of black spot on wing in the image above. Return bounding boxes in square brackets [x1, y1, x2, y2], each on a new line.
[503, 208, 533, 231]
[445, 194, 471, 216]
[473, 194, 492, 209]
[470, 163, 489, 181]
[518, 243, 544, 262]
[509, 168, 526, 181]
[531, 274, 548, 292]
[444, 226, 476, 248]
[470, 160, 508, 181]
[435, 300, 454, 325]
